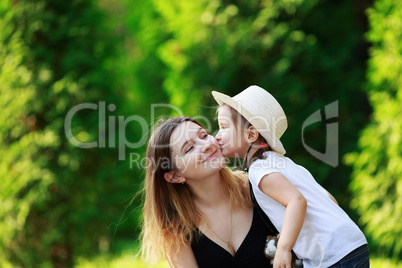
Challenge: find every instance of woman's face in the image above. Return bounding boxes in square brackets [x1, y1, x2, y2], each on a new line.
[169, 121, 225, 180]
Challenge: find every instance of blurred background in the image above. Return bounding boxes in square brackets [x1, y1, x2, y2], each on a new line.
[0, 0, 401, 267]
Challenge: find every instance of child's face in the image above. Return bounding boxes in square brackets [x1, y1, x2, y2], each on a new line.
[216, 105, 250, 158]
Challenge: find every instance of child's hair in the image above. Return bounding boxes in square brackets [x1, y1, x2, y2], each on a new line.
[219, 104, 272, 168]
[140, 116, 251, 264]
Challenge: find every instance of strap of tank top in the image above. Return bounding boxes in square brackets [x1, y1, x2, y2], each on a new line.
[243, 142, 278, 234]
[247, 177, 278, 234]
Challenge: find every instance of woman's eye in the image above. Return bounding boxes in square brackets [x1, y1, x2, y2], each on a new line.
[185, 145, 194, 154]
[201, 133, 208, 139]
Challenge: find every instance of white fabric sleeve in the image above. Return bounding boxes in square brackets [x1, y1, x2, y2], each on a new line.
[248, 158, 283, 188]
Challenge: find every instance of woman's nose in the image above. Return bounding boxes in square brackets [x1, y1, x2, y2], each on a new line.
[200, 137, 213, 153]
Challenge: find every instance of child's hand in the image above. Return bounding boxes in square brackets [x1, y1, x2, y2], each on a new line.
[273, 248, 292, 268]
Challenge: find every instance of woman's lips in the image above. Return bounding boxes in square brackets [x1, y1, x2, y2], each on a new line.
[204, 151, 218, 162]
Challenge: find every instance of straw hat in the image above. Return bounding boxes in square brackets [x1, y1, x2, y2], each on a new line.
[212, 85, 287, 154]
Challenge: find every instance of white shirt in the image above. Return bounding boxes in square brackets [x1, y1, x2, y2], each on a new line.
[249, 151, 367, 268]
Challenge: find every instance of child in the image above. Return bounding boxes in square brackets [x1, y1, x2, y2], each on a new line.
[212, 85, 369, 268]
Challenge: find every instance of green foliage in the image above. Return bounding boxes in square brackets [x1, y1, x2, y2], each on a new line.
[138, 0, 371, 210]
[0, 0, 139, 266]
[1, 0, 401, 265]
[345, 0, 402, 257]
[75, 239, 169, 268]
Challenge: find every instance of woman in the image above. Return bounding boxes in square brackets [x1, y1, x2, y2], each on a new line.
[140, 117, 275, 267]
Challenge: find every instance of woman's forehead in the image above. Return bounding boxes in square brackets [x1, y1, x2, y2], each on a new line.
[170, 121, 202, 145]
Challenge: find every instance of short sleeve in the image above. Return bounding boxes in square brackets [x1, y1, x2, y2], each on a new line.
[248, 152, 284, 188]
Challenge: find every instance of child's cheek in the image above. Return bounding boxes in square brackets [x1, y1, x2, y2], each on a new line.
[224, 132, 232, 146]
[229, 130, 237, 146]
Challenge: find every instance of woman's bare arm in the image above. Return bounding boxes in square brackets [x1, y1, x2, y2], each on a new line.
[165, 239, 198, 268]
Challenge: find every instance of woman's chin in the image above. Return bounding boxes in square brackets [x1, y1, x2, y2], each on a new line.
[221, 149, 234, 158]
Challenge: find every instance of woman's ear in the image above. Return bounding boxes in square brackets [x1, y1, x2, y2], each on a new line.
[164, 171, 186, 184]
[246, 126, 260, 143]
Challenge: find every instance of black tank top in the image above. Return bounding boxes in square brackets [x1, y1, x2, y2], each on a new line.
[191, 206, 275, 267]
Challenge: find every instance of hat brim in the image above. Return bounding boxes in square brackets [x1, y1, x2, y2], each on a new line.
[212, 91, 286, 155]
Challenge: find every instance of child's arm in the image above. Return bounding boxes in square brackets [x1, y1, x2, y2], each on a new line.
[259, 172, 307, 268]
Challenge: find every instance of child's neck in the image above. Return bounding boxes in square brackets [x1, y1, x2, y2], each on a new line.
[244, 145, 259, 166]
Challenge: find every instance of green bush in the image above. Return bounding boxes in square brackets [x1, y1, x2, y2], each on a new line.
[345, 0, 402, 258]
[0, 0, 138, 266]
[2, 0, 400, 265]
[135, 0, 371, 210]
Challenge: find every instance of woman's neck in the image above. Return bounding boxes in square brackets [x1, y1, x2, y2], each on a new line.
[189, 172, 229, 209]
